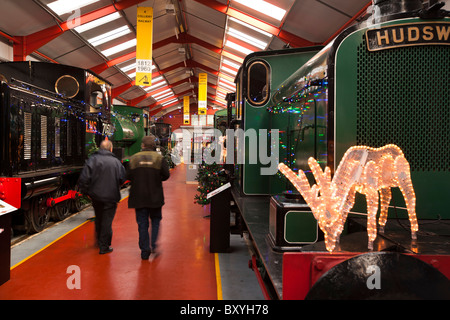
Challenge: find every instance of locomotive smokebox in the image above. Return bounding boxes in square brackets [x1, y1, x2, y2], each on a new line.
[372, 0, 424, 22]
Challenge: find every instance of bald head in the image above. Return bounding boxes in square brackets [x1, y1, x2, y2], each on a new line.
[99, 140, 113, 152]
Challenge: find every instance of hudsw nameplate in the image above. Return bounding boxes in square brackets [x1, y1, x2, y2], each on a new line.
[366, 22, 450, 51]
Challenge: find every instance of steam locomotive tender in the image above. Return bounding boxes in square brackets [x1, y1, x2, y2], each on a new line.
[0, 62, 113, 233]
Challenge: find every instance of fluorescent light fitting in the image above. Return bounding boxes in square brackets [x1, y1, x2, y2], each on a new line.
[47, 0, 100, 16]
[101, 38, 136, 57]
[227, 27, 268, 49]
[87, 26, 131, 46]
[225, 40, 253, 55]
[233, 0, 286, 21]
[74, 12, 121, 33]
[228, 17, 272, 37]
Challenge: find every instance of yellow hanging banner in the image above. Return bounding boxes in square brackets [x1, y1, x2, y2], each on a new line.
[183, 96, 190, 125]
[136, 7, 153, 86]
[198, 73, 207, 115]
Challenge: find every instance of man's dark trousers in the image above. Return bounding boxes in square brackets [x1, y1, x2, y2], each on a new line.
[92, 199, 117, 252]
[135, 207, 162, 257]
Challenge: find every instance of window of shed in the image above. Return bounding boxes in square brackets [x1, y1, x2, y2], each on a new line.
[247, 61, 269, 106]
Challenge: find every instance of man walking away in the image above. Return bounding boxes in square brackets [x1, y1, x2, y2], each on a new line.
[127, 135, 170, 260]
[78, 139, 126, 254]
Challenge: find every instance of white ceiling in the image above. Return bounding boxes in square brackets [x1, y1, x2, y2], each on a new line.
[0, 0, 393, 116]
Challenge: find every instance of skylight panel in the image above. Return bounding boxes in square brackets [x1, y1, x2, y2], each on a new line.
[152, 76, 164, 83]
[216, 91, 226, 99]
[101, 38, 136, 57]
[218, 72, 235, 84]
[144, 78, 167, 91]
[218, 81, 236, 92]
[233, 0, 286, 21]
[227, 28, 268, 50]
[154, 92, 174, 101]
[152, 89, 173, 100]
[87, 26, 131, 46]
[228, 17, 272, 37]
[225, 40, 253, 55]
[73, 12, 121, 33]
[220, 65, 238, 76]
[222, 51, 244, 64]
[219, 77, 236, 87]
[120, 62, 136, 73]
[217, 87, 231, 95]
[47, 0, 100, 16]
[162, 98, 178, 106]
[222, 58, 241, 70]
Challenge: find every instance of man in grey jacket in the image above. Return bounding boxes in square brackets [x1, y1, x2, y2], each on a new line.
[78, 139, 126, 254]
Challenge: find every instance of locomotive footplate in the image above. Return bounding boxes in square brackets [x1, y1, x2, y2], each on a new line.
[347, 216, 450, 255]
[232, 184, 450, 299]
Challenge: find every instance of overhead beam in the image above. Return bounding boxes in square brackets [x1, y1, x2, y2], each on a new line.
[115, 59, 218, 102]
[126, 75, 217, 106]
[90, 32, 222, 74]
[191, 0, 318, 48]
[90, 51, 136, 74]
[12, 0, 146, 61]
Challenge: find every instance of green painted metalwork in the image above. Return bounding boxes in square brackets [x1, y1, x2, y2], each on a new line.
[334, 18, 450, 219]
[237, 48, 321, 195]
[111, 105, 144, 158]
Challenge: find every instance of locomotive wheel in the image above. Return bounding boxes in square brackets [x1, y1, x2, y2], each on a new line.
[51, 186, 71, 221]
[25, 196, 50, 233]
[54, 202, 71, 220]
[69, 185, 84, 213]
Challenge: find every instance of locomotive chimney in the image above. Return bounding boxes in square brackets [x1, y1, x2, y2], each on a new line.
[372, 0, 424, 23]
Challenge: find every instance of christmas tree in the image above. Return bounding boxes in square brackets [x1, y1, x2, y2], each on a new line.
[194, 162, 228, 206]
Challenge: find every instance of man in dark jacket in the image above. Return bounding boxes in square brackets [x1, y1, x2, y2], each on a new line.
[78, 139, 126, 254]
[127, 135, 170, 260]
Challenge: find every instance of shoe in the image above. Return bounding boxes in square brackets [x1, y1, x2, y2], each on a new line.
[99, 247, 113, 254]
[141, 251, 151, 260]
[149, 251, 160, 262]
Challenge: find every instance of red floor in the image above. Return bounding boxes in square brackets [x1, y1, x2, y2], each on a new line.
[0, 164, 218, 300]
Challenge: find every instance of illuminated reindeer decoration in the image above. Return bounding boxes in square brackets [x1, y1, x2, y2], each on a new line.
[278, 144, 419, 252]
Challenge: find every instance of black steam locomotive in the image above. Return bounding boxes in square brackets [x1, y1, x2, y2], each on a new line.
[0, 62, 113, 233]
